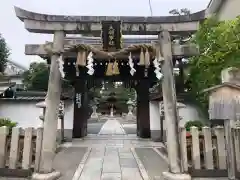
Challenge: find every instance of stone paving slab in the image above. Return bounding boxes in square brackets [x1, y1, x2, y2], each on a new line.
[78, 148, 104, 180]
[135, 148, 168, 180]
[87, 122, 105, 134]
[101, 173, 121, 180]
[53, 147, 87, 180]
[103, 148, 121, 173]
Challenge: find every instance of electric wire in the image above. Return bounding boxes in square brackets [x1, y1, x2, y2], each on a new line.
[148, 0, 153, 16]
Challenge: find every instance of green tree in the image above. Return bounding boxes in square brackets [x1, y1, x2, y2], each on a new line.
[187, 16, 240, 110]
[0, 34, 10, 73]
[23, 62, 49, 91]
[169, 8, 190, 16]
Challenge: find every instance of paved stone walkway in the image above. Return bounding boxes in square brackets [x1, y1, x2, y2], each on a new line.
[76, 147, 143, 180]
[64, 135, 165, 180]
[98, 119, 126, 135]
[57, 119, 165, 179]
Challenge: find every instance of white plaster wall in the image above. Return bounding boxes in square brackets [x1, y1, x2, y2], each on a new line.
[10, 77, 23, 85]
[150, 101, 205, 129]
[217, 0, 240, 21]
[149, 101, 160, 130]
[178, 103, 204, 127]
[0, 100, 74, 129]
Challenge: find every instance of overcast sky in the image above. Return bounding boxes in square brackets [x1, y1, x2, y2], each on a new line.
[1, 0, 209, 68]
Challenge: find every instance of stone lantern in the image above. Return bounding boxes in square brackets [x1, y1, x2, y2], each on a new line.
[127, 99, 134, 115]
[91, 99, 99, 120]
[126, 99, 135, 121]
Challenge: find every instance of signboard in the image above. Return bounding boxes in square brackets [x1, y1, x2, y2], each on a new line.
[101, 21, 122, 51]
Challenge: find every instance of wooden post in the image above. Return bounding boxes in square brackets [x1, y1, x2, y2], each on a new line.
[9, 127, 21, 169]
[35, 128, 43, 172]
[73, 78, 87, 138]
[159, 102, 164, 142]
[22, 128, 33, 169]
[60, 116, 64, 142]
[178, 59, 184, 92]
[136, 79, 150, 138]
[136, 88, 140, 136]
[214, 126, 227, 169]
[0, 126, 9, 168]
[224, 120, 236, 179]
[40, 30, 65, 173]
[159, 31, 181, 173]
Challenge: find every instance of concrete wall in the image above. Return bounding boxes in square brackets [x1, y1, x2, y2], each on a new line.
[149, 101, 161, 141]
[10, 77, 23, 86]
[149, 101, 205, 129]
[178, 103, 205, 127]
[0, 100, 74, 130]
[217, 0, 240, 21]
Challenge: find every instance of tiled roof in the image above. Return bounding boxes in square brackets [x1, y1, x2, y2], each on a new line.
[202, 82, 240, 93]
[0, 79, 16, 95]
[0, 91, 46, 101]
[0, 89, 73, 101]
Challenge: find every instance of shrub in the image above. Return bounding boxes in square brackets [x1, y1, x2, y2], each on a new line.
[0, 118, 17, 129]
[185, 120, 204, 131]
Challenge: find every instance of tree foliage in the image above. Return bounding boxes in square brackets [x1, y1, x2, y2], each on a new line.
[187, 16, 240, 110]
[23, 62, 49, 91]
[169, 8, 190, 16]
[0, 34, 10, 73]
[91, 81, 136, 103]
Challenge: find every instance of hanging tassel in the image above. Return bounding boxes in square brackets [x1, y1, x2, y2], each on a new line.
[138, 48, 145, 65]
[144, 48, 150, 68]
[112, 60, 120, 75]
[76, 51, 83, 66]
[81, 51, 87, 66]
[105, 61, 113, 76]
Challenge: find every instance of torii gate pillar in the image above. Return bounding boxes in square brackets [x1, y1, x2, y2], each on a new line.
[33, 31, 65, 179]
[159, 31, 191, 180]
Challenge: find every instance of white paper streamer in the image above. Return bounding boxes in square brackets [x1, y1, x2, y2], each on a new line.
[128, 53, 136, 76]
[86, 52, 94, 75]
[153, 57, 163, 80]
[57, 55, 65, 78]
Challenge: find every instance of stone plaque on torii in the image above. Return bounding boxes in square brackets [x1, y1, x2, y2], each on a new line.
[14, 6, 202, 180]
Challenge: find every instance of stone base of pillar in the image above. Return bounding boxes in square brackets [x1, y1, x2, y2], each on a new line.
[139, 128, 151, 138]
[150, 130, 161, 142]
[32, 171, 61, 180]
[162, 172, 191, 180]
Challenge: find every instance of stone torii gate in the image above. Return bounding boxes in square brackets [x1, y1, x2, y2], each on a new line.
[15, 6, 202, 180]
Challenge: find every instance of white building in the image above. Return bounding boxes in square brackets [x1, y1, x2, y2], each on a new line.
[206, 0, 240, 20]
[3, 60, 26, 89]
